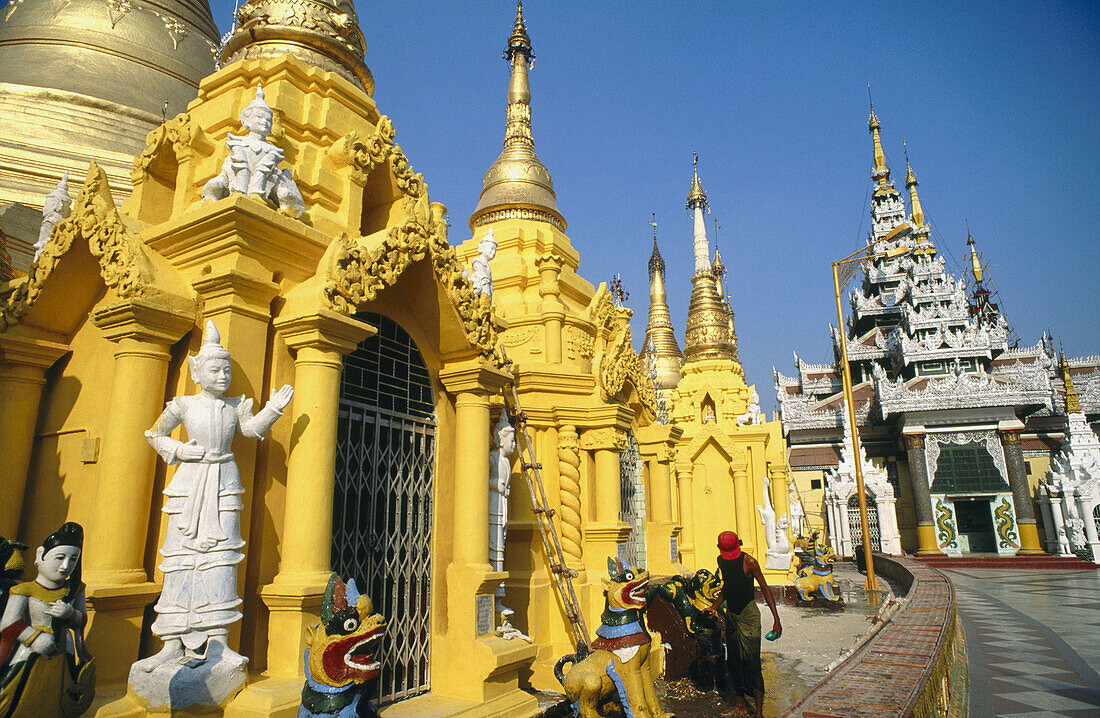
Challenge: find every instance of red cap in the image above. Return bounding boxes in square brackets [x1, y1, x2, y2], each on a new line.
[718, 530, 742, 560]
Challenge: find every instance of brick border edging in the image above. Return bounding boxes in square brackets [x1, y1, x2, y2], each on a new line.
[779, 554, 962, 718]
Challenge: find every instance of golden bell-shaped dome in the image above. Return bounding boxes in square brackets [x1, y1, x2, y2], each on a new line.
[469, 1, 564, 231]
[220, 0, 374, 94]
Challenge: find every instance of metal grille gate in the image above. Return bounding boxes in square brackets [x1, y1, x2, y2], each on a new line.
[847, 494, 881, 551]
[618, 431, 647, 568]
[333, 314, 434, 705]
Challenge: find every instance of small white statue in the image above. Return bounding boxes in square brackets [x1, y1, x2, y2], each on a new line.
[135, 320, 293, 679]
[737, 388, 762, 426]
[495, 606, 531, 643]
[489, 410, 516, 573]
[469, 227, 497, 296]
[33, 172, 72, 263]
[757, 476, 793, 569]
[201, 85, 304, 217]
[789, 483, 806, 537]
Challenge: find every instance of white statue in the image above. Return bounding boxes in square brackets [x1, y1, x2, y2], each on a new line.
[489, 410, 516, 573]
[469, 227, 496, 296]
[757, 476, 793, 570]
[201, 85, 304, 217]
[737, 388, 762, 426]
[495, 606, 531, 643]
[135, 321, 293, 680]
[33, 172, 72, 263]
[789, 483, 806, 537]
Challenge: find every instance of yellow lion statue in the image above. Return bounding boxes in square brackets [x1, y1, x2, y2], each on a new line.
[554, 557, 672, 718]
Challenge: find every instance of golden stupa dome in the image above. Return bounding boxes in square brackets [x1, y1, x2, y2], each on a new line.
[0, 0, 218, 119]
[469, 1, 564, 232]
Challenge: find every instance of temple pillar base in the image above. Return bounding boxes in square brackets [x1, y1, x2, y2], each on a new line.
[915, 525, 943, 556]
[1016, 523, 1046, 555]
[223, 677, 303, 718]
[84, 582, 162, 688]
[258, 580, 329, 678]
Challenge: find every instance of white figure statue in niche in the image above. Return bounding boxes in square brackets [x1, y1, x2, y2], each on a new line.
[757, 476, 793, 570]
[737, 388, 762, 426]
[33, 172, 72, 263]
[468, 227, 496, 296]
[135, 320, 293, 672]
[489, 410, 516, 573]
[201, 85, 305, 217]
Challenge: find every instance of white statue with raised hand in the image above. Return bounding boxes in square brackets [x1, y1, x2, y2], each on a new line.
[135, 320, 292, 681]
[488, 410, 516, 573]
[757, 476, 793, 570]
[201, 84, 305, 217]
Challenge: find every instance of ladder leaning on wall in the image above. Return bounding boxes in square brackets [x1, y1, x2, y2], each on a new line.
[499, 351, 591, 651]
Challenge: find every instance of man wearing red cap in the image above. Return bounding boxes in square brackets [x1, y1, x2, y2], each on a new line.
[711, 530, 782, 718]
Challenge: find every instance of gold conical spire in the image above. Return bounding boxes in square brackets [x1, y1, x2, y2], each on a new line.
[967, 231, 984, 283]
[470, 1, 565, 231]
[1062, 350, 1082, 414]
[222, 0, 374, 93]
[645, 217, 684, 389]
[683, 159, 735, 363]
[903, 142, 925, 228]
[868, 89, 896, 196]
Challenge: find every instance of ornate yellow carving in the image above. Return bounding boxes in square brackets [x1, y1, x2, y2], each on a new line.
[581, 286, 614, 337]
[500, 326, 540, 348]
[579, 427, 627, 451]
[599, 326, 657, 415]
[328, 117, 395, 183]
[321, 126, 500, 364]
[563, 325, 594, 362]
[2, 163, 153, 331]
[133, 112, 194, 181]
[557, 425, 582, 565]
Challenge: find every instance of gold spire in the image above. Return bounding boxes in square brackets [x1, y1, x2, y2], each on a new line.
[221, 0, 374, 94]
[903, 142, 925, 228]
[470, 1, 565, 231]
[645, 217, 684, 388]
[967, 231, 984, 283]
[686, 152, 709, 211]
[868, 88, 895, 196]
[1062, 350, 1082, 414]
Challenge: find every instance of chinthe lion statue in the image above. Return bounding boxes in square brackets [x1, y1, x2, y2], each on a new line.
[793, 533, 839, 602]
[298, 574, 386, 718]
[653, 568, 727, 692]
[554, 558, 672, 718]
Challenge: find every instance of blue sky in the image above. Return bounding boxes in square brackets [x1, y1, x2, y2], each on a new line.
[211, 1, 1100, 408]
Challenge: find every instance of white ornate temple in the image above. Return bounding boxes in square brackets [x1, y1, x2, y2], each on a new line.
[776, 107, 1100, 559]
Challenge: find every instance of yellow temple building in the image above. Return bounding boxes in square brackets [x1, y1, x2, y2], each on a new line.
[0, 0, 794, 715]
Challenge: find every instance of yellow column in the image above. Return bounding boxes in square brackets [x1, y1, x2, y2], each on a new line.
[83, 298, 195, 685]
[1000, 425, 1044, 555]
[454, 392, 493, 567]
[676, 461, 696, 567]
[0, 333, 68, 537]
[536, 254, 565, 364]
[261, 309, 375, 678]
[731, 460, 752, 551]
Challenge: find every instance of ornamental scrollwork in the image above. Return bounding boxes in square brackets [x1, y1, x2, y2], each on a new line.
[321, 131, 500, 365]
[133, 112, 194, 181]
[331, 116, 395, 183]
[2, 163, 152, 331]
[599, 326, 657, 416]
[579, 427, 627, 451]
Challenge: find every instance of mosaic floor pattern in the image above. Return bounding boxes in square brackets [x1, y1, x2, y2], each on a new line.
[945, 568, 1100, 718]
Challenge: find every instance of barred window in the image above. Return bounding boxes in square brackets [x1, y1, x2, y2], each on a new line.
[931, 442, 1009, 494]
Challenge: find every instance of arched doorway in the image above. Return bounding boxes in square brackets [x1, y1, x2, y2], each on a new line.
[332, 312, 435, 704]
[847, 493, 881, 552]
[618, 430, 647, 568]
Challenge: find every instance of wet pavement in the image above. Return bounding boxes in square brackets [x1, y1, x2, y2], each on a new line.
[654, 562, 902, 717]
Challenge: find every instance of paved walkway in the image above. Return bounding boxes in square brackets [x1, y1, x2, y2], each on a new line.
[944, 568, 1100, 717]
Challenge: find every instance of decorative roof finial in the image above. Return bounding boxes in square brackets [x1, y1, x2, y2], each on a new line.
[867, 85, 893, 192]
[686, 152, 709, 211]
[1061, 348, 1082, 414]
[967, 227, 984, 283]
[505, 0, 533, 64]
[648, 213, 664, 277]
[903, 141, 925, 228]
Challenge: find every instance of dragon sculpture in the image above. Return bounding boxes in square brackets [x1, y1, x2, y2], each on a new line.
[793, 532, 839, 602]
[298, 574, 386, 718]
[554, 558, 672, 718]
[651, 568, 727, 692]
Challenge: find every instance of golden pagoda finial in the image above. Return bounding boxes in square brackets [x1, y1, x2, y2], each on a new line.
[903, 141, 925, 228]
[470, 0, 564, 231]
[222, 0, 374, 94]
[868, 85, 893, 192]
[686, 152, 709, 211]
[648, 213, 664, 277]
[1061, 349, 1082, 414]
[967, 229, 984, 283]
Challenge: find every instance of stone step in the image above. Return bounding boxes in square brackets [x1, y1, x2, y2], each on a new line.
[914, 554, 1098, 570]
